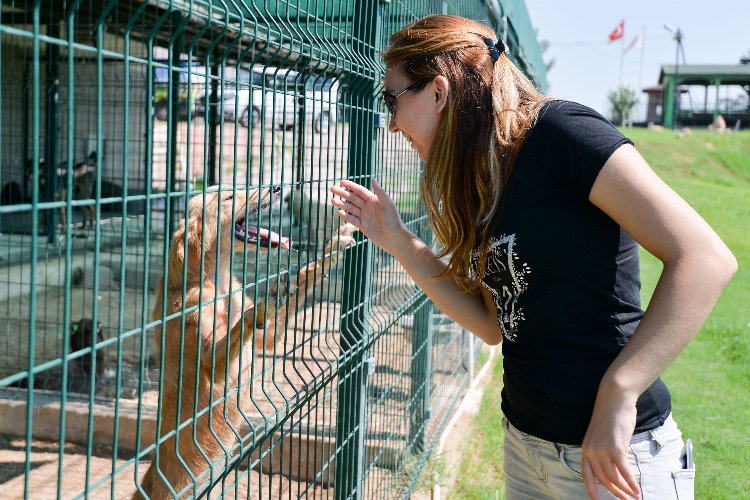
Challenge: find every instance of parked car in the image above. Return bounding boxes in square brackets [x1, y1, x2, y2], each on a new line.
[208, 66, 339, 132]
[266, 68, 339, 132]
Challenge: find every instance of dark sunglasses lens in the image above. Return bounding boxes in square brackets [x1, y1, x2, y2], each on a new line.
[383, 95, 395, 114]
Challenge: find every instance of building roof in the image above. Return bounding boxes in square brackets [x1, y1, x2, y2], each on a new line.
[659, 64, 750, 85]
[642, 84, 688, 94]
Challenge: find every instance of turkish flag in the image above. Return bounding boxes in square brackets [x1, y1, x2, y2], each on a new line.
[609, 20, 624, 42]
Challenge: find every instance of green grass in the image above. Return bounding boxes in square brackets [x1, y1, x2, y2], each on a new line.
[449, 355, 505, 499]
[449, 129, 750, 498]
[632, 128, 750, 498]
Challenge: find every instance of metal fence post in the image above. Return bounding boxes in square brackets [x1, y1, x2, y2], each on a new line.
[44, 21, 60, 244]
[333, 97, 374, 499]
[167, 12, 185, 239]
[207, 62, 219, 186]
[410, 297, 433, 454]
[410, 205, 433, 453]
[335, 1, 383, 496]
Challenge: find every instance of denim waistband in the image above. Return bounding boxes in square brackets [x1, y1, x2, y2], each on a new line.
[630, 412, 676, 444]
[504, 412, 678, 446]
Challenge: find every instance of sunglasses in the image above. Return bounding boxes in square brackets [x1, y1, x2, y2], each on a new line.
[382, 78, 433, 115]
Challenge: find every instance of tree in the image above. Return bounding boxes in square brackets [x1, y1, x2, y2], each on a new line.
[607, 86, 639, 126]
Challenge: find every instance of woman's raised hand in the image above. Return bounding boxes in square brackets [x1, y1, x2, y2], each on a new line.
[330, 178, 413, 257]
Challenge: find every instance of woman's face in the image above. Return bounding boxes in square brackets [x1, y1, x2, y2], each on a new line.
[384, 64, 443, 161]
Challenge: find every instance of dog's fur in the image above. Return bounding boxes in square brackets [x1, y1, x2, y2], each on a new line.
[136, 187, 356, 499]
[13, 318, 104, 393]
[1, 180, 22, 205]
[24, 152, 97, 229]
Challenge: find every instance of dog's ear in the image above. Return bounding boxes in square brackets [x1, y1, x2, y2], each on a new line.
[172, 215, 209, 269]
[169, 221, 200, 275]
[185, 215, 208, 268]
[170, 221, 188, 265]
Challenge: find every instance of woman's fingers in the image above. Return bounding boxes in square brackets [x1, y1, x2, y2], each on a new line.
[583, 454, 639, 500]
[614, 454, 640, 498]
[335, 208, 360, 226]
[329, 178, 410, 258]
[338, 179, 376, 202]
[372, 177, 386, 196]
[582, 458, 600, 500]
[331, 184, 367, 209]
[331, 197, 361, 217]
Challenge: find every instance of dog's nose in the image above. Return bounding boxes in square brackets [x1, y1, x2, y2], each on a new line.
[272, 186, 282, 194]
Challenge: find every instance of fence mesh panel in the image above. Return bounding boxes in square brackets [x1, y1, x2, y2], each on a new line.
[0, 1, 544, 498]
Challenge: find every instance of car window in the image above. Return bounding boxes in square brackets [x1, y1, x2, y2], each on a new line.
[153, 60, 202, 84]
[305, 78, 335, 92]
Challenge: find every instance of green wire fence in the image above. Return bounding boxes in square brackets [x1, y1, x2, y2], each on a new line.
[0, 0, 546, 498]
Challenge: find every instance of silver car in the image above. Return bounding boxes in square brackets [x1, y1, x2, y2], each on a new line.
[219, 66, 339, 132]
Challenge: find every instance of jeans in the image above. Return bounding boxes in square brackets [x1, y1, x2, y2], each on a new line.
[503, 413, 695, 499]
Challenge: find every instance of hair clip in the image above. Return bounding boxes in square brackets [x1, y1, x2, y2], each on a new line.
[483, 37, 507, 62]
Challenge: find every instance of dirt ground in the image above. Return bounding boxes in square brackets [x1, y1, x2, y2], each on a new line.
[0, 434, 333, 499]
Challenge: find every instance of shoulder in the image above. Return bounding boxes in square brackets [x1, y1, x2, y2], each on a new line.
[534, 100, 616, 135]
[530, 99, 631, 154]
[522, 100, 633, 196]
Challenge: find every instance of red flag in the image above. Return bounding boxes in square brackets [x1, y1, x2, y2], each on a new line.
[608, 20, 624, 42]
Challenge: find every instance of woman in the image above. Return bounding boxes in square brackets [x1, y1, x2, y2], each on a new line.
[330, 15, 736, 500]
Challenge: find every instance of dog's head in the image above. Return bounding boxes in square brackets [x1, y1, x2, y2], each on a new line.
[70, 318, 103, 351]
[69, 318, 105, 376]
[172, 186, 290, 270]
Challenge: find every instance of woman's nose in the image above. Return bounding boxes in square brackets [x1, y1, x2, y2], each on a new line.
[388, 115, 399, 133]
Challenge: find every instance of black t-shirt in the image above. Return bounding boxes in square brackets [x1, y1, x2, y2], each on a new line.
[472, 100, 671, 445]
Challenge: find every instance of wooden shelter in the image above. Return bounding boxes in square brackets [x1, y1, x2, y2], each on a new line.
[659, 64, 750, 128]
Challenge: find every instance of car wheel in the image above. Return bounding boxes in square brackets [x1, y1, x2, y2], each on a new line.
[239, 108, 250, 127]
[315, 111, 330, 133]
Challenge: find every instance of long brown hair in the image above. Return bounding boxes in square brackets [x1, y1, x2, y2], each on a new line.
[383, 15, 550, 291]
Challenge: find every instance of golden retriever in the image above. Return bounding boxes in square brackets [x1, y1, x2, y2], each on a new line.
[135, 186, 356, 499]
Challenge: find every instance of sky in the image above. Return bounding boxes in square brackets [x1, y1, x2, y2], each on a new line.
[523, 0, 750, 119]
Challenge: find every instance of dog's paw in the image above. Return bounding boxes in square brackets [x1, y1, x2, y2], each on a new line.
[333, 223, 358, 249]
[325, 222, 359, 253]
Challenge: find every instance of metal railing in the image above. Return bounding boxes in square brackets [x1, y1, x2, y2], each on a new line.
[0, 1, 544, 498]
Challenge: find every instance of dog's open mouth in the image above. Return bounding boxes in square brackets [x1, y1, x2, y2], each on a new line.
[234, 220, 290, 249]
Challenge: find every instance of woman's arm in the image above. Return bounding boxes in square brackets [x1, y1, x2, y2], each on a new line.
[582, 143, 737, 500]
[330, 179, 502, 345]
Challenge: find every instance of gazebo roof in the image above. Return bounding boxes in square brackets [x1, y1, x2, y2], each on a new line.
[659, 64, 750, 85]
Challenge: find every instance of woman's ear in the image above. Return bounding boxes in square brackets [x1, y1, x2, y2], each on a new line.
[432, 75, 450, 113]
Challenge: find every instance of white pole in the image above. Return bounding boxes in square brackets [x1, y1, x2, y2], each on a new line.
[619, 29, 625, 89]
[638, 27, 645, 91]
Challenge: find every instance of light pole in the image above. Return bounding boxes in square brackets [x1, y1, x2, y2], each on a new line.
[664, 24, 683, 129]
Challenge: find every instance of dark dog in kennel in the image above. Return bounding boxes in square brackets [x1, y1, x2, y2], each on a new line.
[1, 179, 23, 205]
[12, 318, 106, 394]
[23, 152, 98, 229]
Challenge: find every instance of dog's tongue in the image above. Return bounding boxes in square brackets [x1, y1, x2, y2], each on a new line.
[246, 225, 291, 249]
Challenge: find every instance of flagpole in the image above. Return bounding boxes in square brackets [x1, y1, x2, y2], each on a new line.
[618, 21, 625, 89]
[638, 27, 645, 90]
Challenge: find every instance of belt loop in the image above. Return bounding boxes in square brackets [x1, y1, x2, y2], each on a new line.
[650, 428, 664, 449]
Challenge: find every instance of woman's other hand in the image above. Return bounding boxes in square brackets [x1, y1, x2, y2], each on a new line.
[581, 387, 640, 500]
